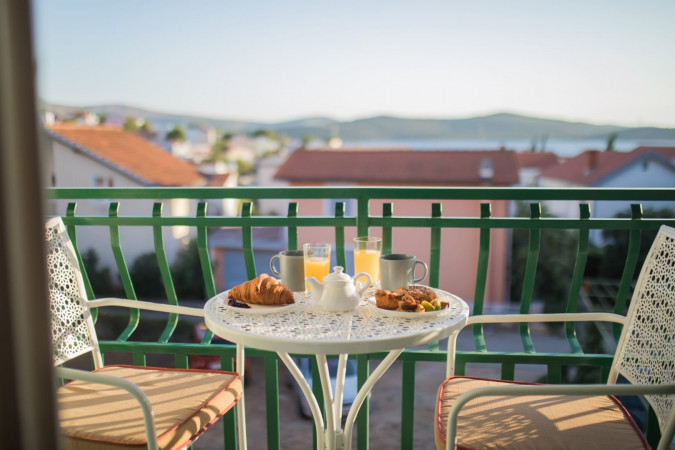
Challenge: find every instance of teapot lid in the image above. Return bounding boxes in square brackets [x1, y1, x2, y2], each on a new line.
[323, 266, 351, 282]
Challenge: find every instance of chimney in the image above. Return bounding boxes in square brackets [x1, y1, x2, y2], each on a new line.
[585, 150, 599, 175]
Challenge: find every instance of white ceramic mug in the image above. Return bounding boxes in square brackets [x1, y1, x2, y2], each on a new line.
[270, 250, 305, 292]
[380, 254, 428, 291]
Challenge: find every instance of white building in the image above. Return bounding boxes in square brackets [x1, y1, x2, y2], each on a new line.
[539, 147, 675, 241]
[46, 124, 208, 271]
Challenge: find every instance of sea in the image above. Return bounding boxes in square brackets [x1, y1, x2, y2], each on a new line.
[341, 138, 675, 158]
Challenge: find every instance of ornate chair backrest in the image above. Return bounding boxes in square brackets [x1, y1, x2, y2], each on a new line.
[46, 217, 103, 369]
[610, 225, 675, 432]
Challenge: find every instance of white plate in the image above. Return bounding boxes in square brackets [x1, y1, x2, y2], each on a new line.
[364, 288, 461, 319]
[221, 290, 299, 315]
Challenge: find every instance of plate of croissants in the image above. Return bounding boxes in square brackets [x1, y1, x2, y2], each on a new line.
[368, 285, 453, 318]
[225, 274, 298, 314]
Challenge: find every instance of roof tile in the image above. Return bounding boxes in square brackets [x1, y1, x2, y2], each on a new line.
[275, 148, 519, 185]
[48, 124, 204, 186]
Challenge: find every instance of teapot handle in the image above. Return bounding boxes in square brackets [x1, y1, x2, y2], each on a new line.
[353, 272, 372, 297]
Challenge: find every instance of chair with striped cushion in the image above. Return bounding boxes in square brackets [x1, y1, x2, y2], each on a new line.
[47, 217, 245, 450]
[436, 225, 675, 450]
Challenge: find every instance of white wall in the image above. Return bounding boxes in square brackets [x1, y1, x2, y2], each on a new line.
[594, 158, 675, 218]
[256, 154, 290, 215]
[49, 140, 193, 273]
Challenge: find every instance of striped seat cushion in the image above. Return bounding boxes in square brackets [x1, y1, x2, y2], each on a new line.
[435, 376, 647, 450]
[57, 365, 241, 450]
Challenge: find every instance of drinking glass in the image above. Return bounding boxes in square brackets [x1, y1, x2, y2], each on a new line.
[303, 243, 331, 294]
[353, 236, 382, 286]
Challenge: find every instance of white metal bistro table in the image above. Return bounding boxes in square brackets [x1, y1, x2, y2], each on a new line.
[203, 288, 469, 450]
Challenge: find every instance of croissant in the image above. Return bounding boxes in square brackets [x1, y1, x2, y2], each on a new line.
[228, 273, 295, 305]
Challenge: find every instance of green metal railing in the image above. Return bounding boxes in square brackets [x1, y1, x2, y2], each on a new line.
[47, 186, 675, 449]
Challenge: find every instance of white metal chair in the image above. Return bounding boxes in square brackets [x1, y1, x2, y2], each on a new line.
[47, 217, 244, 450]
[436, 225, 675, 450]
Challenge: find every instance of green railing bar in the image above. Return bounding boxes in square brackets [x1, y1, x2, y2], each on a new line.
[108, 202, 139, 342]
[287, 202, 298, 250]
[357, 354, 369, 449]
[57, 215, 355, 228]
[264, 355, 281, 450]
[335, 202, 347, 269]
[564, 204, 591, 354]
[241, 202, 257, 279]
[547, 364, 563, 384]
[472, 203, 491, 352]
[197, 202, 216, 344]
[400, 360, 416, 449]
[65, 203, 96, 301]
[356, 194, 370, 238]
[197, 202, 217, 299]
[152, 203, 180, 344]
[429, 203, 442, 289]
[55, 214, 675, 230]
[501, 362, 516, 380]
[382, 203, 393, 254]
[647, 406, 660, 448]
[518, 203, 541, 354]
[613, 204, 643, 340]
[46, 186, 675, 201]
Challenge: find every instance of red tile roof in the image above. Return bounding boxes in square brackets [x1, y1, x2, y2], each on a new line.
[539, 147, 675, 186]
[275, 148, 519, 185]
[48, 124, 204, 186]
[516, 151, 559, 169]
[632, 146, 675, 161]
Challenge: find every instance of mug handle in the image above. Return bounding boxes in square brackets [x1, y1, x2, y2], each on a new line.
[270, 255, 281, 277]
[413, 260, 428, 283]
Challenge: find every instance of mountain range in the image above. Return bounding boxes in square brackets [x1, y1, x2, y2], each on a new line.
[44, 103, 675, 141]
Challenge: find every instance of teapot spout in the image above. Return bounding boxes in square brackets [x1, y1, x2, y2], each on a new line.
[305, 277, 322, 297]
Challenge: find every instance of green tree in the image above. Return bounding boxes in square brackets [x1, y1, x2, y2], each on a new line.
[301, 134, 314, 147]
[509, 202, 579, 313]
[123, 117, 140, 132]
[587, 207, 674, 280]
[251, 128, 277, 140]
[166, 125, 186, 142]
[171, 239, 206, 300]
[129, 253, 165, 301]
[605, 132, 618, 151]
[139, 121, 153, 133]
[81, 248, 123, 297]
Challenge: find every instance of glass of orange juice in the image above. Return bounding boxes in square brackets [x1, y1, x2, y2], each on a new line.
[353, 236, 382, 287]
[303, 243, 331, 295]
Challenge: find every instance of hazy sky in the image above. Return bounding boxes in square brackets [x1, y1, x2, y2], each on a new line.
[33, 0, 675, 127]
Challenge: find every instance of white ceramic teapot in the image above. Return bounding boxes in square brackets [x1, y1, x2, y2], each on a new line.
[305, 266, 371, 312]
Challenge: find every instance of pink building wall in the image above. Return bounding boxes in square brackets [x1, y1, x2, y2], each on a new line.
[294, 198, 509, 305]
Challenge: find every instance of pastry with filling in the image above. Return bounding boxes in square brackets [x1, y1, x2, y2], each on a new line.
[374, 289, 404, 310]
[228, 273, 295, 305]
[396, 294, 425, 313]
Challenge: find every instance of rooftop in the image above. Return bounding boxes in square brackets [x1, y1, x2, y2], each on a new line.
[539, 147, 675, 186]
[275, 148, 519, 185]
[48, 124, 204, 186]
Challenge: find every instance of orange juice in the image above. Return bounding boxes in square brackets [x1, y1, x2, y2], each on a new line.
[354, 249, 380, 283]
[304, 257, 330, 291]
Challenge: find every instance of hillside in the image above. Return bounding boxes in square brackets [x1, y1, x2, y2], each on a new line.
[44, 103, 675, 141]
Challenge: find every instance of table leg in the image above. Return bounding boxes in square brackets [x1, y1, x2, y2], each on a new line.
[333, 354, 349, 425]
[236, 343, 247, 450]
[315, 354, 336, 450]
[342, 348, 405, 450]
[277, 352, 326, 450]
